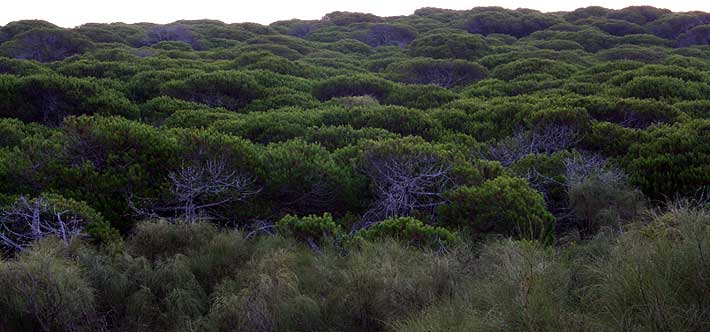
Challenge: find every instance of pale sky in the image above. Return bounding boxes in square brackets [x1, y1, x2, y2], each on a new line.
[1, 0, 709, 28]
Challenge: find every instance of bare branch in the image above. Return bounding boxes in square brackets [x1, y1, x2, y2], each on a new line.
[129, 158, 259, 223]
[487, 125, 580, 166]
[0, 196, 85, 252]
[360, 151, 451, 228]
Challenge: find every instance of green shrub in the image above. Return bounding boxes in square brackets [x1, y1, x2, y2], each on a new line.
[127, 220, 220, 260]
[0, 28, 94, 62]
[161, 70, 266, 111]
[587, 98, 685, 128]
[0, 56, 51, 75]
[385, 58, 487, 87]
[303, 125, 399, 150]
[586, 205, 710, 332]
[323, 239, 462, 331]
[622, 76, 706, 100]
[245, 87, 320, 112]
[313, 74, 393, 101]
[566, 161, 643, 235]
[0, 74, 137, 125]
[55, 116, 180, 230]
[259, 139, 359, 214]
[582, 121, 640, 157]
[674, 99, 710, 119]
[409, 32, 491, 60]
[204, 248, 324, 332]
[385, 84, 458, 109]
[357, 217, 457, 248]
[491, 58, 578, 80]
[276, 213, 342, 244]
[625, 119, 710, 199]
[439, 176, 555, 243]
[0, 239, 100, 331]
[352, 105, 440, 137]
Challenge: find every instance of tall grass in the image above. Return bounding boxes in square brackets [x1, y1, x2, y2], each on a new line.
[395, 204, 710, 332]
[1, 208, 708, 331]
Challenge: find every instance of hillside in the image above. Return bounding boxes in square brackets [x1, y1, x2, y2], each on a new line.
[0, 5, 709, 332]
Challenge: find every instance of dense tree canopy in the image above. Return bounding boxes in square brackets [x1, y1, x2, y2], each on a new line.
[0, 6, 709, 332]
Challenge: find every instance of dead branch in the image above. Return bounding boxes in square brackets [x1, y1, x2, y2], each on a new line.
[360, 151, 451, 227]
[0, 196, 85, 252]
[129, 158, 259, 223]
[487, 125, 580, 166]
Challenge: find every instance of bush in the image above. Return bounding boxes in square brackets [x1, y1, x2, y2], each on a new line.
[313, 74, 393, 101]
[324, 239, 462, 331]
[140, 24, 201, 49]
[622, 75, 706, 100]
[582, 121, 640, 157]
[385, 58, 487, 87]
[204, 248, 323, 332]
[258, 139, 359, 214]
[0, 20, 59, 42]
[358, 24, 417, 47]
[0, 74, 137, 125]
[0, 239, 100, 331]
[0, 28, 94, 62]
[439, 176, 555, 243]
[491, 58, 577, 80]
[0, 56, 50, 75]
[352, 105, 440, 137]
[677, 24, 710, 46]
[624, 119, 710, 199]
[0, 193, 117, 252]
[245, 87, 320, 112]
[303, 125, 399, 150]
[565, 156, 643, 235]
[161, 71, 266, 111]
[587, 98, 684, 128]
[409, 32, 491, 60]
[357, 216, 457, 248]
[276, 213, 342, 244]
[596, 44, 667, 63]
[587, 205, 710, 331]
[55, 116, 180, 230]
[465, 10, 560, 38]
[385, 84, 458, 109]
[127, 220, 220, 260]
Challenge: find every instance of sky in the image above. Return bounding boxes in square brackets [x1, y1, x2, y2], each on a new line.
[1, 0, 709, 28]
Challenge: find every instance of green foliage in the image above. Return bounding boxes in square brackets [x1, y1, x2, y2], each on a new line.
[258, 139, 360, 214]
[0, 28, 94, 62]
[0, 239, 100, 331]
[353, 105, 440, 137]
[0, 56, 51, 75]
[625, 119, 710, 198]
[55, 116, 180, 230]
[313, 74, 393, 101]
[582, 121, 640, 156]
[588, 205, 710, 331]
[622, 75, 708, 100]
[491, 58, 578, 80]
[303, 125, 399, 150]
[161, 70, 266, 111]
[1, 204, 709, 332]
[276, 213, 342, 243]
[357, 216, 457, 247]
[385, 57, 487, 87]
[43, 192, 119, 244]
[440, 176, 556, 243]
[0, 74, 137, 125]
[385, 84, 458, 109]
[0, 7, 709, 330]
[409, 32, 491, 60]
